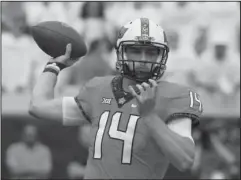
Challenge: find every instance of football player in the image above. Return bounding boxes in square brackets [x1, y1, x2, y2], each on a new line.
[29, 18, 203, 179]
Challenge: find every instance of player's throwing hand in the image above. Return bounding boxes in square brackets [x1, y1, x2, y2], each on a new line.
[129, 79, 158, 116]
[49, 44, 79, 67]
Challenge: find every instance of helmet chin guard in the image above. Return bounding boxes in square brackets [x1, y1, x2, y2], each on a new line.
[116, 59, 166, 83]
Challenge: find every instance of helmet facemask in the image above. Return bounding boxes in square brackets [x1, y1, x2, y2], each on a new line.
[116, 40, 169, 83]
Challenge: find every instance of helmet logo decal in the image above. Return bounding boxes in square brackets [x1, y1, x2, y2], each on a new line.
[118, 26, 128, 39]
[135, 36, 154, 42]
[141, 18, 149, 37]
[136, 18, 153, 42]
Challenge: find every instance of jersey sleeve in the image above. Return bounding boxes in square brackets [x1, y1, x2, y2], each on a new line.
[164, 90, 203, 127]
[63, 77, 100, 126]
[62, 97, 90, 126]
[74, 77, 104, 123]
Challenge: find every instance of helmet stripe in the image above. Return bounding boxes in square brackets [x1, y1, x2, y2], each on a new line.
[140, 18, 149, 37]
[118, 26, 128, 39]
[163, 31, 168, 43]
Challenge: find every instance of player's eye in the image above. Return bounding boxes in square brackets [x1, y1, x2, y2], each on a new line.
[127, 47, 141, 54]
[146, 50, 159, 56]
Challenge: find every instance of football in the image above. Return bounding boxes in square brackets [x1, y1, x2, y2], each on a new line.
[31, 21, 87, 58]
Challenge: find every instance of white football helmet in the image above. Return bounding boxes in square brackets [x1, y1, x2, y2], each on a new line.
[115, 18, 169, 82]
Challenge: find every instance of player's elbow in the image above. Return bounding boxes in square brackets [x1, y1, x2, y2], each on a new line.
[28, 101, 41, 118]
[28, 103, 37, 117]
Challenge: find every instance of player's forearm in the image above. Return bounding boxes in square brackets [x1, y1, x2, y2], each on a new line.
[31, 72, 57, 104]
[145, 114, 195, 172]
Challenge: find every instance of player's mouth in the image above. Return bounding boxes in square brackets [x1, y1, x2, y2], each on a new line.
[135, 66, 150, 72]
[134, 71, 152, 82]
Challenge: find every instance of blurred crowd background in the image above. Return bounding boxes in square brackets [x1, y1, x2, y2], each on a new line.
[1, 1, 240, 179]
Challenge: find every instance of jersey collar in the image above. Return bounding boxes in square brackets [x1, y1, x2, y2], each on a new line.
[111, 76, 134, 108]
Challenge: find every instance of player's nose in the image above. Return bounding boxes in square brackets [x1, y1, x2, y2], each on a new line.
[138, 51, 147, 67]
[140, 51, 146, 61]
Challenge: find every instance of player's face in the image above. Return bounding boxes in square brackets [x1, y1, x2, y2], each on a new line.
[125, 45, 161, 72]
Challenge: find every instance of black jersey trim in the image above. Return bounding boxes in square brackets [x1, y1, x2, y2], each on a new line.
[166, 113, 200, 127]
[74, 96, 91, 123]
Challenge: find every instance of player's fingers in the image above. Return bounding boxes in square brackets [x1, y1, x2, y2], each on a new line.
[136, 84, 145, 94]
[148, 79, 157, 88]
[141, 82, 150, 91]
[66, 58, 79, 67]
[130, 85, 141, 95]
[48, 57, 55, 63]
[65, 43, 72, 58]
[128, 86, 139, 97]
[70, 57, 79, 61]
[69, 57, 79, 63]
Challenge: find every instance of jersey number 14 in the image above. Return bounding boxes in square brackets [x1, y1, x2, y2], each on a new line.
[93, 111, 140, 164]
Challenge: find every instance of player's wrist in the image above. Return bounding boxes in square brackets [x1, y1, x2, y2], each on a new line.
[43, 62, 67, 76]
[143, 113, 160, 124]
[139, 107, 156, 117]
